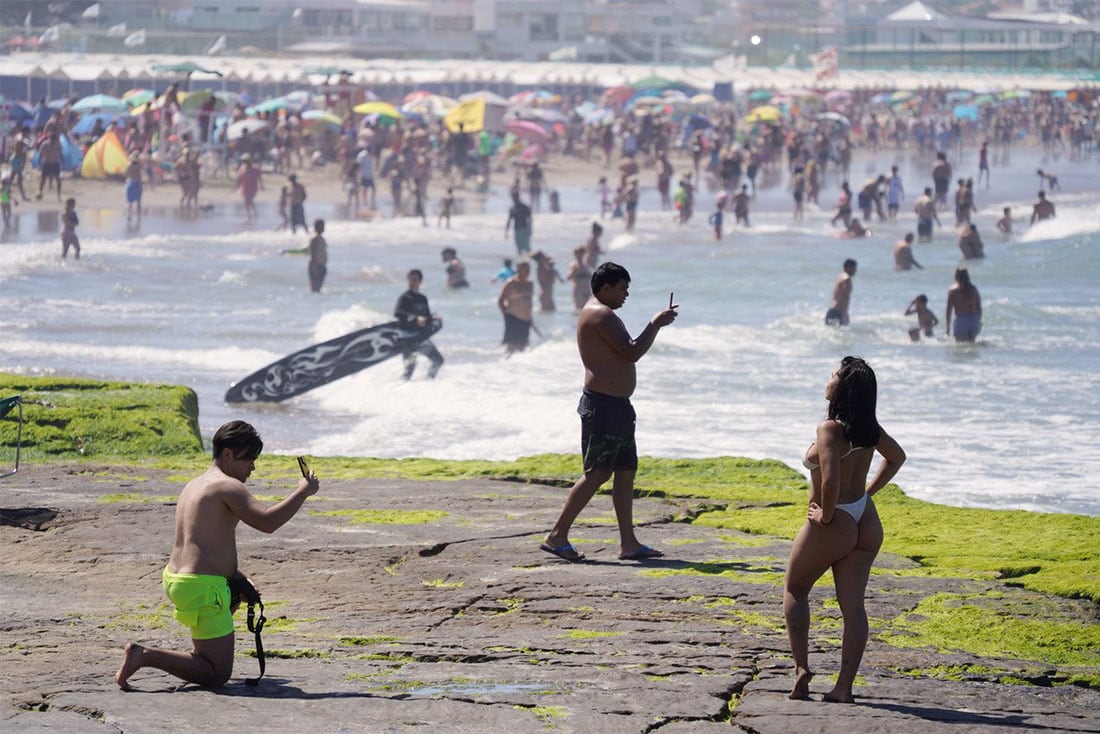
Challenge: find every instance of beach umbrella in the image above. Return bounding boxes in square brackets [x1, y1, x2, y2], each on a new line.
[72, 93, 126, 113]
[743, 104, 782, 123]
[601, 86, 635, 106]
[890, 90, 915, 103]
[973, 94, 997, 106]
[749, 89, 773, 102]
[952, 104, 979, 121]
[945, 90, 974, 103]
[352, 101, 404, 120]
[301, 109, 343, 132]
[522, 108, 568, 123]
[401, 94, 457, 118]
[582, 107, 614, 125]
[71, 112, 126, 135]
[226, 118, 270, 141]
[824, 89, 851, 104]
[0, 100, 35, 124]
[870, 91, 893, 105]
[686, 113, 712, 133]
[689, 93, 718, 107]
[999, 89, 1031, 100]
[815, 111, 851, 129]
[122, 88, 155, 107]
[505, 119, 551, 143]
[403, 90, 432, 104]
[629, 76, 675, 90]
[247, 96, 288, 114]
[283, 90, 313, 110]
[179, 88, 233, 112]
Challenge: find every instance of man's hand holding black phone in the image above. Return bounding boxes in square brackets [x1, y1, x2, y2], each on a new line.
[296, 456, 320, 496]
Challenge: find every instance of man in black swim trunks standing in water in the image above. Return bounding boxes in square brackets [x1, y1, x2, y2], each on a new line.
[541, 262, 678, 562]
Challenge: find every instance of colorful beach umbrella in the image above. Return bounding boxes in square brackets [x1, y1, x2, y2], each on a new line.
[301, 109, 343, 131]
[749, 89, 773, 102]
[122, 88, 155, 107]
[352, 101, 403, 120]
[743, 105, 782, 124]
[72, 94, 126, 113]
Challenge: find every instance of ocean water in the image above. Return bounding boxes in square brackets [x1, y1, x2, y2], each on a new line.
[2, 147, 1098, 516]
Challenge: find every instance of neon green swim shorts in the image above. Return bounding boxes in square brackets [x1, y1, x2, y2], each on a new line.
[161, 567, 234, 640]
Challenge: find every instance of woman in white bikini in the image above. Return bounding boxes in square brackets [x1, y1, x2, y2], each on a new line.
[784, 356, 906, 703]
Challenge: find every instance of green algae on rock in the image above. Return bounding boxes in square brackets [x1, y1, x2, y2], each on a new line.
[0, 374, 201, 460]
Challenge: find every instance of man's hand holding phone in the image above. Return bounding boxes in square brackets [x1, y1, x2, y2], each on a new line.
[296, 456, 320, 496]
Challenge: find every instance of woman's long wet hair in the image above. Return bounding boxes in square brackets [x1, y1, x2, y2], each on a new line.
[827, 356, 882, 448]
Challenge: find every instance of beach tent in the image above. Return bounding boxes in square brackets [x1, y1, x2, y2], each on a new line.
[32, 133, 84, 172]
[81, 129, 129, 179]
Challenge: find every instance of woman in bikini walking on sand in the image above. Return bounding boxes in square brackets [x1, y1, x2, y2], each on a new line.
[784, 356, 906, 703]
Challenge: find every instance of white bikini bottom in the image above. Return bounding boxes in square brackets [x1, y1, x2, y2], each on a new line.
[835, 492, 869, 523]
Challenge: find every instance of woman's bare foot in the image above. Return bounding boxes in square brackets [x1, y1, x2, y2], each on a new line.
[823, 687, 855, 704]
[115, 643, 144, 691]
[789, 667, 813, 700]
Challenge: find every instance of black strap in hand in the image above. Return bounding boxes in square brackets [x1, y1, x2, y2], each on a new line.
[229, 572, 267, 686]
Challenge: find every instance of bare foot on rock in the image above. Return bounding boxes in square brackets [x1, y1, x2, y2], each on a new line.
[823, 687, 855, 704]
[115, 642, 144, 691]
[789, 667, 813, 700]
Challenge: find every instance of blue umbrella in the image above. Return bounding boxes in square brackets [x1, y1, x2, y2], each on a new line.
[72, 113, 126, 135]
[0, 100, 34, 121]
[687, 113, 712, 132]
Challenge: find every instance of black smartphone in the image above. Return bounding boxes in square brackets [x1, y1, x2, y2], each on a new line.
[669, 292, 675, 309]
[296, 455, 311, 479]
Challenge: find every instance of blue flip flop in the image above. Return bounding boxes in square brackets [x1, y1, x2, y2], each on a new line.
[540, 542, 587, 563]
[619, 545, 664, 561]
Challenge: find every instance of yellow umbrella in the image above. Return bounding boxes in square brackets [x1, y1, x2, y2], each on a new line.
[352, 101, 403, 119]
[444, 97, 486, 133]
[743, 104, 782, 124]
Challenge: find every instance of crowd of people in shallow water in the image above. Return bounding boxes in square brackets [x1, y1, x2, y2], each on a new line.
[1, 79, 1084, 345]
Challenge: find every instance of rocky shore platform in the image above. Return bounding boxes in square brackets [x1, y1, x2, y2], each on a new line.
[2, 463, 1098, 733]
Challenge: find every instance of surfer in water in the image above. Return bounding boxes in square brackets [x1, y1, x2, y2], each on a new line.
[395, 269, 444, 379]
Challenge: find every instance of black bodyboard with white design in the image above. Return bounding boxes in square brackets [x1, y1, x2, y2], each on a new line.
[224, 320, 441, 403]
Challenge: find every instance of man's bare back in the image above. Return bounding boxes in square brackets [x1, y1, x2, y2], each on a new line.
[168, 466, 248, 578]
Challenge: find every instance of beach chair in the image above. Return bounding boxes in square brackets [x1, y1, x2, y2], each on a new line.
[0, 395, 23, 479]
